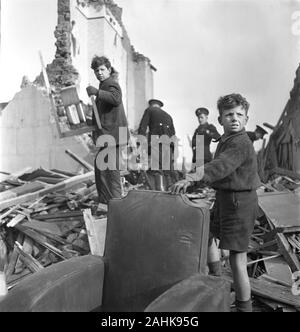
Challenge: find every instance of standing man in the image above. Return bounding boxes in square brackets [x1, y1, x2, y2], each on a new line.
[86, 56, 129, 204]
[138, 99, 177, 190]
[191, 108, 221, 169]
[247, 125, 268, 143]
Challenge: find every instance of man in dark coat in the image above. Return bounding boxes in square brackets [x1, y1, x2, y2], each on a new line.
[138, 99, 177, 190]
[191, 107, 221, 168]
[138, 99, 176, 138]
[87, 56, 129, 204]
[247, 125, 268, 143]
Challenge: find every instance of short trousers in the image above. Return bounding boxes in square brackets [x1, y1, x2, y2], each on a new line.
[209, 190, 258, 252]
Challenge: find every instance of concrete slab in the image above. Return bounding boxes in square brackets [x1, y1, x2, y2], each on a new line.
[0, 86, 91, 173]
[258, 192, 300, 228]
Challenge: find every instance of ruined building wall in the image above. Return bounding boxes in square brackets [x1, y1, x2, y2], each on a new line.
[0, 86, 89, 173]
[0, 0, 155, 173]
[46, 0, 79, 87]
[264, 64, 300, 174]
[67, 0, 155, 129]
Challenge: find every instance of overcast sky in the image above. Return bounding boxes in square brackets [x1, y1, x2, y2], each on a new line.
[1, 0, 300, 154]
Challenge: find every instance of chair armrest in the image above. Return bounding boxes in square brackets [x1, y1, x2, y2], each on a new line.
[0, 255, 105, 312]
[145, 273, 231, 312]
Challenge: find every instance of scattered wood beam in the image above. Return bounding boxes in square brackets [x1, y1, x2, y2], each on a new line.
[65, 149, 93, 172]
[222, 273, 300, 309]
[15, 225, 67, 261]
[14, 242, 44, 273]
[247, 254, 281, 266]
[276, 233, 300, 273]
[83, 209, 107, 256]
[0, 171, 94, 211]
[5, 234, 24, 277]
[270, 167, 300, 181]
[0, 167, 33, 183]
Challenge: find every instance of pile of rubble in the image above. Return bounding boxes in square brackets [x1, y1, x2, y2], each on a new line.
[0, 150, 176, 293]
[0, 165, 103, 291]
[0, 154, 299, 312]
[259, 167, 300, 194]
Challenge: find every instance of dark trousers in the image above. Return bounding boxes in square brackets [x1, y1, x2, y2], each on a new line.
[148, 143, 178, 191]
[94, 146, 122, 204]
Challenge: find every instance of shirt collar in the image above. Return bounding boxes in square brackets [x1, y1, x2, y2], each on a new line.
[217, 128, 246, 143]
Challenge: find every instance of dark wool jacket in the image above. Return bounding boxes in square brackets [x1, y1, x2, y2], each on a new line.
[93, 76, 129, 146]
[138, 106, 176, 137]
[202, 130, 261, 191]
[192, 123, 221, 163]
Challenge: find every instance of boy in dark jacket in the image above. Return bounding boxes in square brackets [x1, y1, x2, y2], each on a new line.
[191, 107, 221, 166]
[86, 56, 129, 204]
[172, 93, 261, 312]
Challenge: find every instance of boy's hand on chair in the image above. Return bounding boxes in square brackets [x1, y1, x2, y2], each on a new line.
[171, 180, 193, 194]
[86, 86, 98, 96]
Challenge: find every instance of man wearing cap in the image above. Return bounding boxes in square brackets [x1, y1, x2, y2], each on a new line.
[138, 99, 177, 190]
[191, 107, 221, 167]
[138, 99, 176, 138]
[247, 125, 268, 143]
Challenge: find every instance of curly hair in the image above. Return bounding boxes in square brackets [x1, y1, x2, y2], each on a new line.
[217, 93, 250, 115]
[90, 56, 118, 77]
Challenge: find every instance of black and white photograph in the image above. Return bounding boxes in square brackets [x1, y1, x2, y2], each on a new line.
[0, 0, 300, 314]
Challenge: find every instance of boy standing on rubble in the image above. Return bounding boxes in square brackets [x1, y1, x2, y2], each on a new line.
[86, 56, 129, 204]
[172, 93, 261, 312]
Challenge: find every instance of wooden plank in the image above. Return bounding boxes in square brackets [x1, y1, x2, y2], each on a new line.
[276, 233, 300, 273]
[79, 188, 97, 203]
[258, 192, 300, 229]
[97, 203, 108, 213]
[287, 236, 300, 251]
[50, 169, 78, 178]
[247, 254, 281, 266]
[0, 205, 20, 224]
[22, 236, 34, 257]
[90, 96, 102, 129]
[22, 220, 82, 237]
[14, 242, 44, 273]
[31, 217, 83, 224]
[261, 182, 278, 192]
[6, 233, 24, 277]
[7, 214, 27, 228]
[270, 167, 300, 181]
[248, 240, 278, 253]
[33, 231, 68, 246]
[33, 211, 83, 220]
[259, 273, 292, 288]
[0, 191, 16, 201]
[44, 169, 70, 179]
[276, 226, 300, 234]
[222, 273, 300, 308]
[30, 177, 64, 185]
[0, 171, 94, 211]
[8, 182, 45, 197]
[264, 257, 293, 286]
[0, 167, 33, 183]
[76, 184, 97, 198]
[15, 225, 67, 260]
[258, 297, 296, 312]
[65, 149, 93, 171]
[83, 209, 107, 256]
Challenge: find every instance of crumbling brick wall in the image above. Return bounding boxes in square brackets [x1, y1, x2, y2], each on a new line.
[46, 0, 79, 87]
